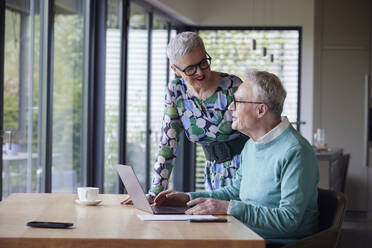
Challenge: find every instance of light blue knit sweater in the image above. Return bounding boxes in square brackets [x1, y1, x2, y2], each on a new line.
[189, 125, 319, 244]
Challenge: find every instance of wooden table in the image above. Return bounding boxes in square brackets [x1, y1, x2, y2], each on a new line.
[0, 193, 265, 248]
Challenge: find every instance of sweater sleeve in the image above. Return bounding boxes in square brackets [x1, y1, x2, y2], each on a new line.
[149, 82, 183, 197]
[228, 146, 318, 237]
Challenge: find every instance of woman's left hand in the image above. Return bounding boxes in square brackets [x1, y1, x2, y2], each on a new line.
[185, 198, 230, 215]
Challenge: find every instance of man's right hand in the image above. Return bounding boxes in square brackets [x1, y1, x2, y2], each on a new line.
[153, 189, 190, 206]
[120, 195, 153, 205]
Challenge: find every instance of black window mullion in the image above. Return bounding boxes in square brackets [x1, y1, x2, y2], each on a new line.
[87, 0, 106, 192]
[0, 0, 6, 200]
[80, 0, 91, 188]
[145, 11, 153, 192]
[118, 0, 130, 194]
[165, 22, 170, 87]
[38, 0, 54, 193]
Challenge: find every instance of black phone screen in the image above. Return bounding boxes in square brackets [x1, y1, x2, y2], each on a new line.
[26, 221, 73, 228]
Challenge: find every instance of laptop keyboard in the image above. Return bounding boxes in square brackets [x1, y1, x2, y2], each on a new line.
[151, 205, 189, 214]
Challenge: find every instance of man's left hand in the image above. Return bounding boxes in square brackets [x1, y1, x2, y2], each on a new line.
[185, 198, 229, 215]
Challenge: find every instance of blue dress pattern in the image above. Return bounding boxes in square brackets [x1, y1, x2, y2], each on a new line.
[149, 73, 244, 197]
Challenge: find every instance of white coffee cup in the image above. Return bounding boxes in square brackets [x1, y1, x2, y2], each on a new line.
[77, 187, 99, 202]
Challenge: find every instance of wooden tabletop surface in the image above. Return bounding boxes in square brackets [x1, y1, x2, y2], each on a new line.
[0, 193, 265, 248]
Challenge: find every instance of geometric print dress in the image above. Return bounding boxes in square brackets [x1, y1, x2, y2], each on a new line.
[149, 73, 244, 198]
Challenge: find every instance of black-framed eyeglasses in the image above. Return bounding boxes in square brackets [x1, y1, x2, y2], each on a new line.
[173, 52, 212, 76]
[232, 94, 265, 109]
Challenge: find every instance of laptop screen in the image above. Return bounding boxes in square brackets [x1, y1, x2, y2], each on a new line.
[116, 164, 153, 213]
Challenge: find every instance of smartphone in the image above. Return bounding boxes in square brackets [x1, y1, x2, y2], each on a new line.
[26, 221, 73, 228]
[188, 218, 228, 223]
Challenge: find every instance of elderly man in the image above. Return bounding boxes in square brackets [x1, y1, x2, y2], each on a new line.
[154, 70, 319, 245]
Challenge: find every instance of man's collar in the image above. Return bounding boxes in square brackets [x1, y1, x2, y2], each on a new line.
[254, 116, 290, 145]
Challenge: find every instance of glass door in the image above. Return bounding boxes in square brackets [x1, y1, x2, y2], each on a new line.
[52, 0, 85, 193]
[2, 1, 41, 199]
[2, 0, 89, 199]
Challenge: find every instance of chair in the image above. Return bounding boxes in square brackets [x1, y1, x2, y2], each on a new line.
[339, 154, 350, 193]
[281, 188, 347, 248]
[330, 153, 350, 193]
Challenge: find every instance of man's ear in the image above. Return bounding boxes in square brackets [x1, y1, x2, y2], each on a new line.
[256, 104, 269, 119]
[170, 65, 181, 77]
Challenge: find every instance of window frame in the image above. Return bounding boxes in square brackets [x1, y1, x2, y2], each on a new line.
[120, 1, 186, 193]
[194, 25, 303, 131]
[190, 25, 303, 191]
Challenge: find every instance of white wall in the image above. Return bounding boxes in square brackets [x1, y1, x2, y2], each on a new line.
[313, 0, 371, 211]
[147, 0, 315, 141]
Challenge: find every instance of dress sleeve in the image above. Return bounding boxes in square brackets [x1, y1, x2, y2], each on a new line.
[228, 147, 319, 238]
[148, 81, 184, 197]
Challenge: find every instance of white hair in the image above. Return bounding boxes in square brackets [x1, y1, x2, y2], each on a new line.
[246, 70, 287, 120]
[166, 32, 206, 65]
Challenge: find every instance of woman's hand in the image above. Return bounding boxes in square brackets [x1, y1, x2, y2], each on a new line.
[185, 198, 229, 215]
[120, 195, 153, 205]
[153, 189, 190, 206]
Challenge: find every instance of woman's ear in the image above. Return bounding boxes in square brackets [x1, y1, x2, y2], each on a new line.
[170, 65, 181, 77]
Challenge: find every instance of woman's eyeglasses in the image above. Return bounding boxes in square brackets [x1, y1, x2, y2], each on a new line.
[174, 53, 212, 76]
[232, 95, 264, 109]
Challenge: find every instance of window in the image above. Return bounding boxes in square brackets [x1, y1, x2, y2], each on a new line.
[195, 29, 301, 191]
[126, 4, 149, 190]
[1, 0, 184, 199]
[2, 1, 41, 199]
[150, 17, 168, 185]
[52, 0, 86, 193]
[104, 0, 122, 194]
[2, 0, 90, 198]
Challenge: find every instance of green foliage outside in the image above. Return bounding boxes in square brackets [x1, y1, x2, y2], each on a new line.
[53, 13, 83, 184]
[4, 10, 20, 135]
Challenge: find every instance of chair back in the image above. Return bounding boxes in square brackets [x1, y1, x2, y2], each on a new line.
[283, 188, 346, 248]
[339, 154, 350, 193]
[318, 188, 346, 232]
[330, 153, 350, 193]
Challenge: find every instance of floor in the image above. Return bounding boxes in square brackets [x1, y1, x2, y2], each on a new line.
[337, 212, 372, 248]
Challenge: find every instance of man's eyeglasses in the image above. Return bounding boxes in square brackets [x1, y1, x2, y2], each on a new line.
[174, 53, 212, 76]
[232, 95, 265, 109]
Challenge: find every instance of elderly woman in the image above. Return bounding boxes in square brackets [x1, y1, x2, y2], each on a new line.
[122, 32, 247, 204]
[154, 71, 319, 246]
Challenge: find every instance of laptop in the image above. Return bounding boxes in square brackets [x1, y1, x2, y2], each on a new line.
[116, 164, 189, 214]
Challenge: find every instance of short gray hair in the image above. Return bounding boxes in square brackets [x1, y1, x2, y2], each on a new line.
[167, 32, 206, 65]
[246, 70, 287, 120]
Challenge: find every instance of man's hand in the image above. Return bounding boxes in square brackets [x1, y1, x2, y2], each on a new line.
[120, 195, 153, 205]
[185, 198, 229, 215]
[153, 189, 190, 206]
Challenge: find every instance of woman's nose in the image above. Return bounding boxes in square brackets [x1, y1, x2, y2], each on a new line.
[194, 65, 204, 76]
[228, 102, 234, 111]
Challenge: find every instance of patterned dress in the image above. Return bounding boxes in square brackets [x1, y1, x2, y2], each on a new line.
[149, 73, 244, 197]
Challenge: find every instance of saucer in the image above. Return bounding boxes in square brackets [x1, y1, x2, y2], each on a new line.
[75, 199, 102, 206]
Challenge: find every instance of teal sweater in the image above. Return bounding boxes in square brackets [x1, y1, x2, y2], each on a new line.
[189, 125, 319, 243]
